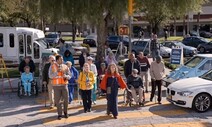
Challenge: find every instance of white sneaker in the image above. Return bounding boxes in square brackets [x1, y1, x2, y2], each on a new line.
[93, 101, 97, 105]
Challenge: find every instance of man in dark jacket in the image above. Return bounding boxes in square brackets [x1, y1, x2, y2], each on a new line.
[79, 49, 90, 70]
[124, 53, 140, 78]
[42, 55, 55, 108]
[150, 34, 160, 61]
[19, 56, 36, 74]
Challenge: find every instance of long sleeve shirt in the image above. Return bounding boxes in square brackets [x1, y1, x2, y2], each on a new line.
[150, 61, 165, 80]
[21, 72, 33, 84]
[90, 63, 98, 77]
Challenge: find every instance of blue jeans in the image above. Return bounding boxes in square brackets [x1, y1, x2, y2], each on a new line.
[151, 49, 160, 61]
[92, 78, 97, 102]
[68, 84, 75, 103]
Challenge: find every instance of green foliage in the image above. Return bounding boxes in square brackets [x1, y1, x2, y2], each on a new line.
[164, 61, 178, 70]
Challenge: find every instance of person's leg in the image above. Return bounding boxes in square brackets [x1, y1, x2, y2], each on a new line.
[81, 90, 88, 112]
[48, 82, 54, 107]
[130, 87, 138, 103]
[67, 85, 72, 103]
[23, 83, 27, 94]
[27, 83, 31, 95]
[150, 79, 156, 101]
[62, 85, 69, 116]
[157, 80, 162, 103]
[151, 50, 156, 61]
[87, 90, 92, 111]
[144, 71, 149, 92]
[53, 86, 62, 116]
[137, 87, 144, 103]
[70, 85, 75, 103]
[92, 81, 97, 103]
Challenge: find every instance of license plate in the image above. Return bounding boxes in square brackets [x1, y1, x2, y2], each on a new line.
[167, 95, 172, 100]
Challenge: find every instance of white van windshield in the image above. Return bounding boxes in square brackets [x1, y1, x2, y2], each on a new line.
[36, 38, 48, 49]
[184, 56, 204, 68]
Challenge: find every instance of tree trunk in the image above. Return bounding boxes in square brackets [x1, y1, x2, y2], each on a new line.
[183, 15, 186, 36]
[96, 18, 106, 61]
[174, 17, 176, 36]
[197, 12, 200, 34]
[72, 21, 76, 43]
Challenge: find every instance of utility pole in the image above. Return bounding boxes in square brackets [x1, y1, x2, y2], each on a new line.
[128, 0, 133, 55]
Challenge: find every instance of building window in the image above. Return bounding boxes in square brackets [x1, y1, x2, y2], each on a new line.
[9, 34, 15, 47]
[33, 43, 40, 59]
[18, 35, 24, 54]
[0, 33, 3, 47]
[27, 35, 32, 54]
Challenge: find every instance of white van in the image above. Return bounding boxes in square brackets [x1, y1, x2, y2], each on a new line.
[0, 27, 58, 64]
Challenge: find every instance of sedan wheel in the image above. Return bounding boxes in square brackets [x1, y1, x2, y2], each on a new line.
[199, 47, 205, 53]
[193, 93, 211, 112]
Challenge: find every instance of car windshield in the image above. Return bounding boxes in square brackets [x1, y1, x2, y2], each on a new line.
[200, 70, 212, 81]
[109, 36, 119, 41]
[86, 35, 96, 39]
[200, 37, 209, 42]
[36, 38, 48, 49]
[46, 34, 58, 38]
[184, 56, 204, 68]
[174, 42, 185, 46]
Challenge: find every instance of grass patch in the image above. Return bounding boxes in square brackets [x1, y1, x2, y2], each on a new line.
[159, 36, 183, 42]
[62, 36, 85, 41]
[1, 68, 39, 78]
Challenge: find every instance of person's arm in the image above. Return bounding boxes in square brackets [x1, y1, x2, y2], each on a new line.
[64, 66, 71, 80]
[127, 76, 132, 89]
[42, 64, 48, 82]
[117, 75, 127, 89]
[100, 74, 107, 90]
[124, 61, 128, 78]
[48, 64, 58, 79]
[150, 63, 155, 80]
[146, 57, 151, 69]
[29, 73, 33, 82]
[77, 72, 83, 87]
[139, 77, 143, 88]
[73, 67, 79, 79]
[89, 72, 95, 86]
[19, 61, 24, 73]
[93, 65, 98, 76]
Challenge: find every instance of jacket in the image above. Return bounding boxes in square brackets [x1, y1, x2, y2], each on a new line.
[42, 63, 51, 84]
[124, 59, 140, 78]
[21, 72, 33, 84]
[79, 53, 90, 68]
[127, 75, 143, 89]
[100, 73, 127, 91]
[19, 60, 36, 73]
[68, 66, 79, 84]
[78, 71, 95, 90]
[150, 61, 165, 80]
[49, 63, 71, 85]
[63, 55, 74, 66]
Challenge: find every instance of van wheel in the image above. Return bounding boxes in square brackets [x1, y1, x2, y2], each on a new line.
[192, 93, 211, 112]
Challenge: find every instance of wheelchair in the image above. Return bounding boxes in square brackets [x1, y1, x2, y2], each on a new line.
[123, 85, 145, 107]
[17, 79, 39, 98]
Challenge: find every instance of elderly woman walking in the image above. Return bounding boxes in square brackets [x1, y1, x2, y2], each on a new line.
[100, 63, 127, 119]
[78, 63, 95, 113]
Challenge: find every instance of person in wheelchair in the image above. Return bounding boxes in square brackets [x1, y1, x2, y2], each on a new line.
[127, 69, 144, 106]
[21, 66, 33, 96]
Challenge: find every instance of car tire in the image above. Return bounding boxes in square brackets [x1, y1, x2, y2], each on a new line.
[199, 47, 206, 53]
[192, 93, 212, 112]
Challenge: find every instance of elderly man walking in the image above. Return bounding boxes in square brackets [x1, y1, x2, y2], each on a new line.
[49, 55, 71, 120]
[150, 56, 165, 104]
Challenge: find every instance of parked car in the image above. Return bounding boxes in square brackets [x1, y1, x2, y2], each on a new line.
[167, 69, 212, 112]
[83, 34, 97, 47]
[106, 35, 129, 49]
[182, 36, 209, 48]
[200, 31, 212, 38]
[45, 32, 60, 45]
[131, 39, 171, 58]
[163, 54, 212, 87]
[161, 41, 197, 57]
[197, 42, 212, 53]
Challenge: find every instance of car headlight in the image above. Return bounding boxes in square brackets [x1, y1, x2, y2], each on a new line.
[178, 91, 193, 96]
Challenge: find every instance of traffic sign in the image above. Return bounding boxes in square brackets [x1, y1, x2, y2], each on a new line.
[119, 25, 129, 35]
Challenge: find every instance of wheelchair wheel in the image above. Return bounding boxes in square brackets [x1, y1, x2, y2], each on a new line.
[17, 82, 24, 98]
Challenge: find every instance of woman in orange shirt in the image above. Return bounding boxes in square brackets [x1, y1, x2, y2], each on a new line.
[100, 63, 127, 119]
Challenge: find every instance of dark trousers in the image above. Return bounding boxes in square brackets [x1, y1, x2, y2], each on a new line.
[53, 85, 69, 116]
[81, 89, 92, 111]
[150, 79, 162, 102]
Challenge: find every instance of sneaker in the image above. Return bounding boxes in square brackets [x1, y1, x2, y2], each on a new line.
[24, 93, 27, 96]
[28, 93, 31, 96]
[64, 112, 69, 118]
[150, 98, 153, 102]
[87, 109, 91, 112]
[93, 101, 97, 105]
[58, 115, 62, 120]
[158, 102, 162, 104]
[113, 115, 117, 119]
[84, 110, 87, 113]
[139, 102, 144, 106]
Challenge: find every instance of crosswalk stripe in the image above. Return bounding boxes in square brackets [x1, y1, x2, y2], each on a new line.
[43, 109, 188, 125]
[131, 121, 212, 127]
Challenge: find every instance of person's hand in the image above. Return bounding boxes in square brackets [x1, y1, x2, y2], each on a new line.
[43, 81, 47, 85]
